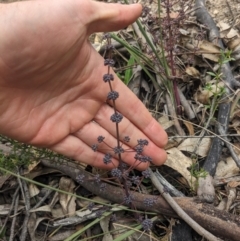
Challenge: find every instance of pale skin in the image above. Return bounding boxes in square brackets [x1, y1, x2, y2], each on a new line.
[0, 0, 168, 170]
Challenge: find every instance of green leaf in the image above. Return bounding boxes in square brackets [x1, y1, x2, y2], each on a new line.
[124, 55, 135, 85]
[206, 72, 216, 77]
[113, 224, 141, 241]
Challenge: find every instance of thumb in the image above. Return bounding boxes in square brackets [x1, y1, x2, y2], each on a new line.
[87, 2, 142, 34]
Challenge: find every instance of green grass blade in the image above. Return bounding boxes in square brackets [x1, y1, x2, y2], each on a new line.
[124, 54, 134, 85]
[64, 211, 112, 241]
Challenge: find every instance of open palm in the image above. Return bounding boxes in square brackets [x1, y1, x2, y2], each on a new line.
[0, 0, 167, 169]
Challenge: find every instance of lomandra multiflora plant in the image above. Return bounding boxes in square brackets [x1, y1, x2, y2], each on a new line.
[141, 0, 195, 114]
[77, 33, 154, 231]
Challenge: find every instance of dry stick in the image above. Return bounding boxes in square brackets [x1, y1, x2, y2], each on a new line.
[31, 184, 58, 210]
[149, 169, 221, 241]
[40, 159, 240, 241]
[192, 96, 217, 156]
[0, 186, 20, 238]
[195, 0, 235, 177]
[166, 94, 186, 136]
[18, 171, 31, 241]
[154, 170, 185, 197]
[9, 193, 19, 241]
[177, 87, 195, 120]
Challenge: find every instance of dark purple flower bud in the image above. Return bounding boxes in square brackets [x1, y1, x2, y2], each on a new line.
[94, 174, 101, 183]
[91, 144, 98, 152]
[121, 163, 129, 169]
[104, 59, 115, 67]
[142, 218, 153, 231]
[137, 139, 149, 146]
[103, 153, 112, 164]
[143, 198, 156, 207]
[135, 145, 144, 154]
[111, 168, 122, 178]
[126, 180, 132, 188]
[123, 136, 130, 142]
[103, 73, 114, 82]
[88, 202, 95, 211]
[113, 146, 125, 154]
[131, 176, 140, 185]
[110, 113, 123, 123]
[124, 194, 133, 205]
[103, 32, 111, 39]
[134, 154, 152, 163]
[106, 44, 115, 50]
[76, 174, 85, 184]
[96, 210, 104, 218]
[134, 154, 141, 161]
[110, 213, 117, 222]
[107, 91, 119, 100]
[100, 183, 106, 192]
[142, 169, 151, 178]
[97, 136, 105, 143]
[143, 156, 152, 163]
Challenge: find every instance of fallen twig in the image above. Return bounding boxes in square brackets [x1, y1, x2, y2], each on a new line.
[9, 192, 19, 241]
[149, 169, 222, 241]
[1, 186, 20, 241]
[195, 0, 236, 202]
[154, 170, 185, 197]
[18, 171, 31, 241]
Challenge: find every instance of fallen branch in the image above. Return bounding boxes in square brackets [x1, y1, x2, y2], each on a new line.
[149, 169, 221, 241]
[40, 158, 240, 241]
[1, 143, 240, 240]
[195, 0, 236, 202]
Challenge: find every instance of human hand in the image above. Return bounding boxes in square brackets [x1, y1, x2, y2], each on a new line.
[0, 0, 167, 169]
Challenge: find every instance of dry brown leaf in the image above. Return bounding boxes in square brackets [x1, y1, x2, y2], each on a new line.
[227, 37, 240, 50]
[194, 82, 225, 104]
[51, 206, 65, 218]
[158, 115, 174, 130]
[27, 160, 40, 173]
[233, 143, 240, 155]
[199, 40, 221, 53]
[198, 40, 221, 62]
[218, 21, 238, 39]
[0, 204, 24, 215]
[215, 156, 240, 179]
[194, 87, 212, 104]
[59, 177, 76, 216]
[178, 137, 211, 157]
[30, 205, 52, 213]
[165, 148, 196, 188]
[228, 181, 240, 188]
[48, 230, 76, 241]
[28, 183, 40, 198]
[0, 174, 10, 189]
[185, 66, 200, 78]
[28, 213, 49, 241]
[67, 195, 76, 217]
[226, 187, 237, 211]
[100, 215, 113, 241]
[182, 120, 194, 135]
